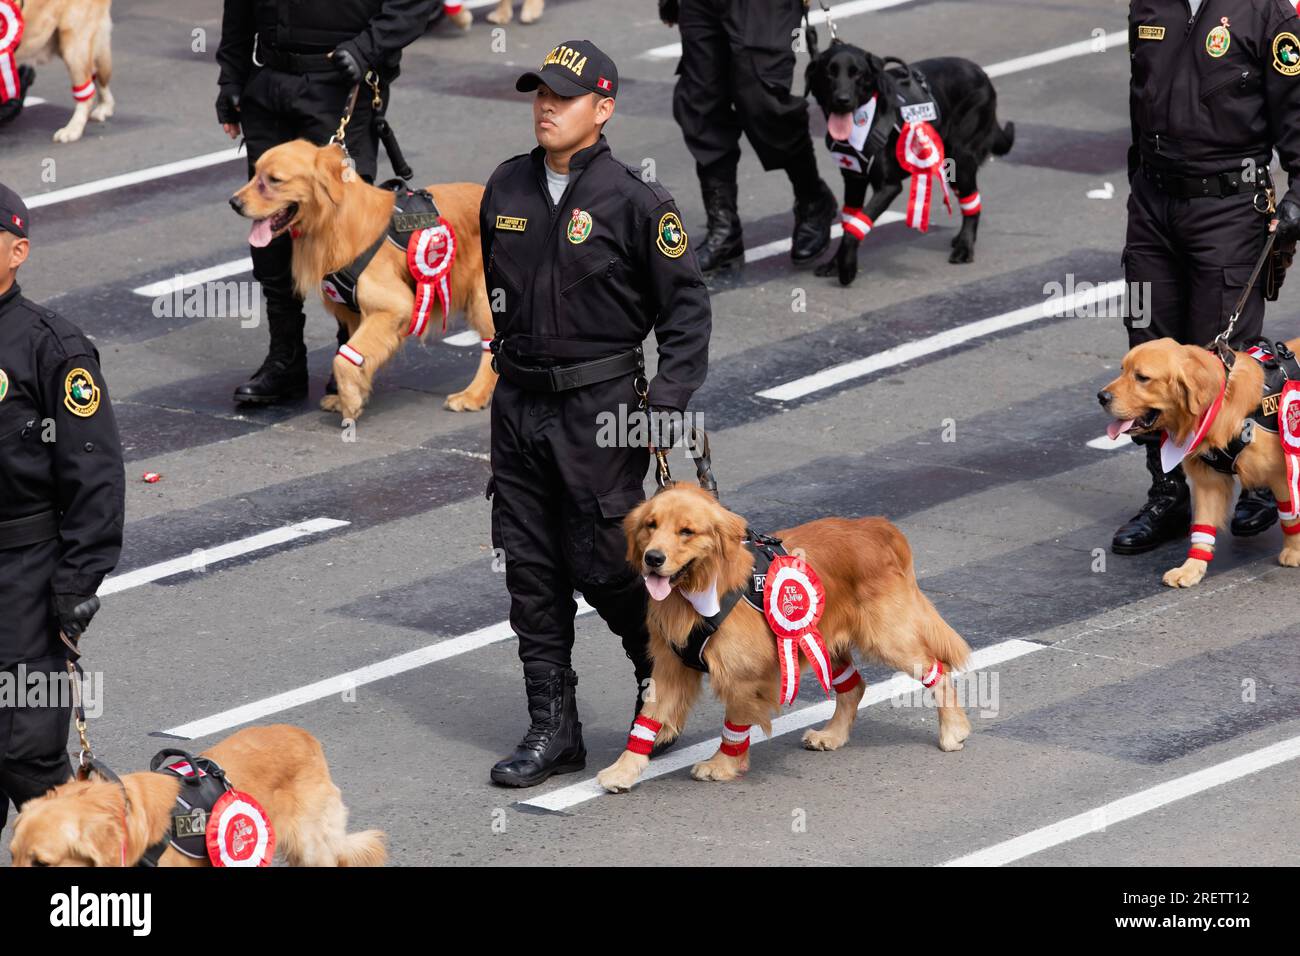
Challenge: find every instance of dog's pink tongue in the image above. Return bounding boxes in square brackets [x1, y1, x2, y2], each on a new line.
[248, 218, 274, 248]
[827, 112, 854, 142]
[644, 574, 673, 602]
[1107, 418, 1136, 441]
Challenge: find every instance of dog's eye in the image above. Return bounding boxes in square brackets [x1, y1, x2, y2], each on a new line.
[267, 175, 283, 185]
[30, 857, 49, 867]
[679, 528, 694, 537]
[646, 520, 657, 531]
[1134, 372, 1150, 384]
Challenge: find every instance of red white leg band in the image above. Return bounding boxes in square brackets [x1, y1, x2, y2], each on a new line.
[627, 714, 661, 755]
[481, 337, 493, 352]
[1279, 497, 1300, 523]
[1188, 523, 1216, 562]
[831, 662, 861, 693]
[337, 343, 365, 367]
[840, 206, 873, 241]
[920, 659, 943, 688]
[958, 192, 982, 217]
[72, 78, 95, 102]
[445, 1, 465, 13]
[719, 720, 751, 757]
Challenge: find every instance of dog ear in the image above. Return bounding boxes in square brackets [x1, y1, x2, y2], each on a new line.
[710, 499, 748, 572]
[803, 55, 822, 101]
[314, 143, 347, 207]
[1177, 346, 1223, 417]
[625, 499, 650, 568]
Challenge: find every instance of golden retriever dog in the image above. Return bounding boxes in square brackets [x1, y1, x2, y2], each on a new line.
[15, 0, 115, 142]
[486, 0, 544, 26]
[597, 484, 972, 793]
[230, 139, 496, 422]
[9, 725, 386, 867]
[1100, 336, 1300, 588]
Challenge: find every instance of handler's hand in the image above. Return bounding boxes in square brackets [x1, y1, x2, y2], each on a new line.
[1274, 198, 1300, 242]
[648, 405, 683, 450]
[659, 0, 679, 26]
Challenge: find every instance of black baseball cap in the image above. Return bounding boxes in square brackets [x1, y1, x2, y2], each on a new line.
[0, 183, 29, 239]
[516, 40, 618, 99]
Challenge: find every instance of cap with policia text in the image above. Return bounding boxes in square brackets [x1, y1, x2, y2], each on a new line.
[0, 182, 29, 239]
[516, 40, 618, 99]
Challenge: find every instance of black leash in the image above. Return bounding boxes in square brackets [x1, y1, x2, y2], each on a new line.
[329, 71, 414, 181]
[1208, 227, 1277, 364]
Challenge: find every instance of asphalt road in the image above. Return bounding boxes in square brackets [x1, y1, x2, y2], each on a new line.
[1, 0, 1297, 868]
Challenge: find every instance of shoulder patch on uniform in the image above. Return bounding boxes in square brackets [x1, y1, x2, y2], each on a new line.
[0, 368, 8, 403]
[1275, 31, 1300, 75]
[656, 212, 688, 258]
[64, 367, 101, 417]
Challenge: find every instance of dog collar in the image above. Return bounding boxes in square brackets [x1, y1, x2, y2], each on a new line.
[1160, 351, 1228, 473]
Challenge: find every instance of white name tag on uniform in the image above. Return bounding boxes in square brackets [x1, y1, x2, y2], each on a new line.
[900, 101, 937, 124]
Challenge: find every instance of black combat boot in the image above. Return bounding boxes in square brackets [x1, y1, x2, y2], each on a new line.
[233, 342, 308, 404]
[1112, 440, 1192, 554]
[235, 237, 309, 404]
[790, 178, 837, 265]
[0, 66, 35, 126]
[1231, 487, 1278, 536]
[695, 174, 745, 273]
[490, 663, 586, 788]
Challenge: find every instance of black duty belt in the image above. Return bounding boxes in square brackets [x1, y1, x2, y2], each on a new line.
[256, 40, 337, 74]
[493, 345, 644, 393]
[1141, 164, 1269, 199]
[0, 509, 58, 550]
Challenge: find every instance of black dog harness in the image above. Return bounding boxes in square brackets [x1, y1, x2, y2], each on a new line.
[1197, 339, 1300, 475]
[137, 750, 237, 868]
[321, 179, 442, 312]
[825, 56, 941, 176]
[671, 531, 786, 673]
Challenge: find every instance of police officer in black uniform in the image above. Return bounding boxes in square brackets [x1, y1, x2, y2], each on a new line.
[216, 0, 434, 405]
[0, 184, 124, 830]
[1116, 0, 1300, 554]
[482, 40, 712, 787]
[658, 0, 838, 271]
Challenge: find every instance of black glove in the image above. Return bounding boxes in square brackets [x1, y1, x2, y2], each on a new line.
[331, 46, 365, 86]
[55, 594, 100, 642]
[1275, 198, 1300, 243]
[648, 405, 683, 450]
[659, 0, 679, 25]
[215, 86, 241, 124]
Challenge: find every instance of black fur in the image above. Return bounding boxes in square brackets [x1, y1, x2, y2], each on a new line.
[805, 43, 1014, 285]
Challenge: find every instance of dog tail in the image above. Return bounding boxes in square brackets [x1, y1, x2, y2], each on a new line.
[338, 829, 388, 867]
[918, 593, 972, 672]
[991, 120, 1015, 156]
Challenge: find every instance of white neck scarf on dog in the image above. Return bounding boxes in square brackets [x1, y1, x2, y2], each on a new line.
[681, 575, 721, 617]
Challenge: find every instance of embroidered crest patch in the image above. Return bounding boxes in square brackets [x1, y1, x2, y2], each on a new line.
[1206, 20, 1231, 58]
[656, 211, 687, 258]
[566, 208, 592, 244]
[1274, 32, 1300, 75]
[0, 368, 8, 403]
[63, 368, 100, 417]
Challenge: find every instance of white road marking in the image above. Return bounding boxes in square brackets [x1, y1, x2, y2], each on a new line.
[984, 31, 1128, 79]
[161, 599, 596, 740]
[443, 329, 483, 346]
[940, 733, 1300, 866]
[644, 0, 916, 59]
[518, 638, 1046, 813]
[99, 518, 349, 597]
[22, 147, 244, 209]
[24, 95, 45, 106]
[132, 257, 254, 297]
[744, 211, 905, 264]
[1087, 433, 1133, 450]
[756, 280, 1126, 402]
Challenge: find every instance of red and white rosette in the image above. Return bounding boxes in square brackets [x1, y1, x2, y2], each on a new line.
[1279, 381, 1300, 455]
[406, 218, 456, 336]
[206, 790, 275, 867]
[763, 555, 833, 705]
[0, 0, 24, 105]
[895, 121, 952, 233]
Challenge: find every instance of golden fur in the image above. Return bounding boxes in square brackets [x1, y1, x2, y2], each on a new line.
[231, 140, 496, 422]
[15, 0, 115, 142]
[9, 725, 386, 867]
[1101, 336, 1300, 587]
[486, 0, 545, 26]
[597, 484, 972, 792]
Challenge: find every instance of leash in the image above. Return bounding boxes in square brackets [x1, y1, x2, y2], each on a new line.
[803, 0, 839, 60]
[634, 376, 719, 497]
[329, 70, 415, 181]
[1209, 227, 1276, 364]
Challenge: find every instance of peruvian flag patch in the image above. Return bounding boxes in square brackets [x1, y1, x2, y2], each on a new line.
[206, 790, 275, 867]
[406, 218, 456, 336]
[0, 0, 24, 105]
[763, 555, 833, 705]
[1280, 380, 1300, 455]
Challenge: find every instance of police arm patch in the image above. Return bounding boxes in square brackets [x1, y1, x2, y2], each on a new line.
[64, 367, 101, 417]
[656, 211, 687, 258]
[1274, 31, 1300, 75]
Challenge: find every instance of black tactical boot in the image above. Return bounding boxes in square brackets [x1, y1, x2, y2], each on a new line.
[0, 66, 35, 126]
[1231, 487, 1278, 537]
[631, 675, 678, 759]
[233, 343, 308, 404]
[790, 178, 837, 265]
[695, 174, 745, 273]
[1112, 440, 1192, 554]
[490, 663, 586, 788]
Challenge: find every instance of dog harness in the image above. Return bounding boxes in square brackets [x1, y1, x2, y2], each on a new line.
[1189, 341, 1300, 475]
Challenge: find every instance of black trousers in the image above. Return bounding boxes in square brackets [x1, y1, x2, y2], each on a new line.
[489, 376, 653, 678]
[1123, 170, 1270, 349]
[673, 0, 813, 174]
[0, 538, 73, 830]
[239, 67, 385, 350]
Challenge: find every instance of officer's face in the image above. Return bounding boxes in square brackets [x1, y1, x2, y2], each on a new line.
[0, 232, 28, 291]
[532, 85, 612, 151]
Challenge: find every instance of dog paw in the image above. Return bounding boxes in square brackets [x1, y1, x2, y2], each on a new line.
[1162, 561, 1206, 588]
[90, 103, 113, 123]
[837, 259, 858, 286]
[1279, 548, 1300, 568]
[597, 759, 641, 793]
[938, 715, 972, 752]
[801, 727, 847, 751]
[813, 257, 837, 278]
[485, 9, 512, 24]
[320, 395, 341, 413]
[690, 755, 744, 782]
[444, 390, 489, 412]
[449, 10, 473, 29]
[52, 124, 84, 143]
[948, 244, 975, 264]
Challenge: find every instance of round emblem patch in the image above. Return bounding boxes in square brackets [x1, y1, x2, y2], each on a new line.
[206, 790, 275, 867]
[1280, 382, 1300, 454]
[656, 212, 687, 258]
[1206, 22, 1231, 58]
[0, 368, 8, 403]
[63, 368, 100, 417]
[566, 208, 593, 244]
[1275, 31, 1300, 75]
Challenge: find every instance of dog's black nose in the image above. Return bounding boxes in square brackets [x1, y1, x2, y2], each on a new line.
[1097, 389, 1113, 407]
[644, 549, 666, 570]
[229, 195, 244, 215]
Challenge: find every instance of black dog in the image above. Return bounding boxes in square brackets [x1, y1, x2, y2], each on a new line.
[805, 43, 1014, 285]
